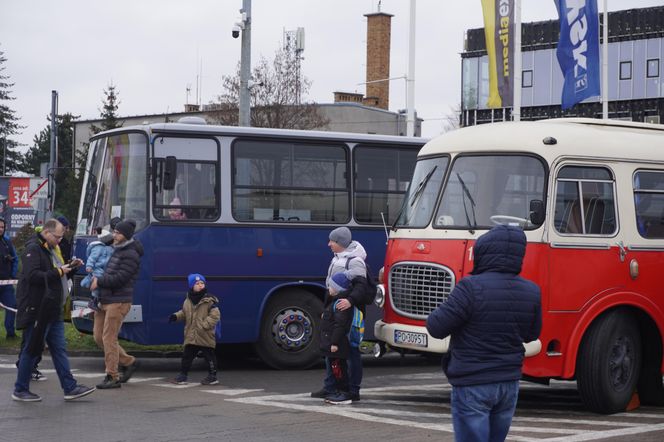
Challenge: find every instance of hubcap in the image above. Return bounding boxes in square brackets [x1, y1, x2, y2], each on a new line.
[609, 336, 635, 390]
[271, 307, 314, 352]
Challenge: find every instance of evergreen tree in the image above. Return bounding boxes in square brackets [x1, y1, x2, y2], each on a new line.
[0, 47, 25, 175]
[90, 84, 122, 134]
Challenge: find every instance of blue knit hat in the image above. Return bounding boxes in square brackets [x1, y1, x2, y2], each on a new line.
[56, 215, 70, 227]
[188, 273, 206, 289]
[329, 272, 351, 293]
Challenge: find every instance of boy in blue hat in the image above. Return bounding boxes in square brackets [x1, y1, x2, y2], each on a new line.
[168, 274, 220, 385]
[319, 272, 355, 405]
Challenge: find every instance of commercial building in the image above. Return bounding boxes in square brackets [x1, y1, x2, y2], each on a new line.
[461, 6, 664, 126]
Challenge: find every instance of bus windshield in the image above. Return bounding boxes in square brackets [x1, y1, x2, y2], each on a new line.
[435, 154, 546, 229]
[395, 156, 448, 228]
[79, 132, 148, 234]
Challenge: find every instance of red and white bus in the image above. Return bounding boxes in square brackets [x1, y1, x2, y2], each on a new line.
[374, 118, 664, 414]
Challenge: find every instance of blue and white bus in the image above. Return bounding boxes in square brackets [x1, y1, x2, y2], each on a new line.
[72, 119, 424, 368]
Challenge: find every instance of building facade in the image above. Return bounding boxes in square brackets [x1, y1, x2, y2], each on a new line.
[461, 6, 664, 126]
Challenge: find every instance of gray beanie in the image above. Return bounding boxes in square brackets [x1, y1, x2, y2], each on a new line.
[329, 227, 352, 248]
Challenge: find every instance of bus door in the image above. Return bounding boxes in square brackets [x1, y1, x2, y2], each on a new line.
[547, 163, 624, 340]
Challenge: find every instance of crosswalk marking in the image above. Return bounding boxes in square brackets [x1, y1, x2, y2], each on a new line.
[224, 386, 664, 441]
[153, 382, 200, 389]
[202, 388, 264, 396]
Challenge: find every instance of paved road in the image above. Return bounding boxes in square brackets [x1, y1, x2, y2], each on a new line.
[1, 351, 663, 441]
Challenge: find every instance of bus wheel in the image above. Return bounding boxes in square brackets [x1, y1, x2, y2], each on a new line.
[254, 290, 323, 370]
[577, 309, 642, 414]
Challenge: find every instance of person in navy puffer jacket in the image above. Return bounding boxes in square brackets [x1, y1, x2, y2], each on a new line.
[426, 225, 541, 442]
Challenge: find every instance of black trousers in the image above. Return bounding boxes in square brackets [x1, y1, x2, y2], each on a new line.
[181, 344, 217, 375]
[327, 357, 349, 393]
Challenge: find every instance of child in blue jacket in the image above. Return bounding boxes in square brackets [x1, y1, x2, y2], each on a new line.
[80, 229, 113, 310]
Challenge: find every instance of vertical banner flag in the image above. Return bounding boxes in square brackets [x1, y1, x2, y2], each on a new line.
[481, 0, 515, 108]
[556, 0, 601, 110]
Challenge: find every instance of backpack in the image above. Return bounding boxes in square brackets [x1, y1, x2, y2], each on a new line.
[334, 301, 364, 348]
[345, 256, 379, 304]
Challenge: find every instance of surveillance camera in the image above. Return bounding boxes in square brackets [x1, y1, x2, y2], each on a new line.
[232, 24, 241, 38]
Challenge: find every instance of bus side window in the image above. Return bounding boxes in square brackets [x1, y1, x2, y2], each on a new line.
[634, 170, 664, 239]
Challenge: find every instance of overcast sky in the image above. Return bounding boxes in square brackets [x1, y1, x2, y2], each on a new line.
[2, 0, 662, 148]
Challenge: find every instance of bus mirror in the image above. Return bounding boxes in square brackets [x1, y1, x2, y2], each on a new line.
[529, 199, 545, 226]
[163, 156, 177, 190]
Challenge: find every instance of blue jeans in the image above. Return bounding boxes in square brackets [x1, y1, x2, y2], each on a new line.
[324, 345, 362, 394]
[15, 321, 77, 394]
[0, 284, 16, 336]
[451, 380, 519, 442]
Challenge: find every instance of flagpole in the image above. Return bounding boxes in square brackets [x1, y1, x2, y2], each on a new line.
[513, 0, 521, 122]
[602, 0, 608, 119]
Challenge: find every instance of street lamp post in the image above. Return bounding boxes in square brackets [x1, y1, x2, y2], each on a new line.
[238, 0, 252, 127]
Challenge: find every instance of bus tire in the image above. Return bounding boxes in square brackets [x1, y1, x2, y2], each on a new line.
[254, 290, 323, 370]
[576, 309, 642, 414]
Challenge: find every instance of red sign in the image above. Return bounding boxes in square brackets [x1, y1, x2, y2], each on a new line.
[8, 178, 31, 208]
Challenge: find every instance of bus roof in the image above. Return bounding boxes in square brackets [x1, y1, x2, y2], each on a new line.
[419, 118, 664, 162]
[92, 121, 428, 146]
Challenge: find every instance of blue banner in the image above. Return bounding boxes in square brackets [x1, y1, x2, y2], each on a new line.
[556, 0, 601, 110]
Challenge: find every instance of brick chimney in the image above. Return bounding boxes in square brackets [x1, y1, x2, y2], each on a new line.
[363, 11, 393, 110]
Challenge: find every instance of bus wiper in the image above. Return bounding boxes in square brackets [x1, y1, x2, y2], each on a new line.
[391, 165, 438, 232]
[456, 172, 477, 233]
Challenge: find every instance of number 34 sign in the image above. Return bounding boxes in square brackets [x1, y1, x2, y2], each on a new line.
[8, 178, 32, 208]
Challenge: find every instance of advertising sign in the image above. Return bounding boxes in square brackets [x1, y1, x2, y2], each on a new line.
[0, 177, 45, 237]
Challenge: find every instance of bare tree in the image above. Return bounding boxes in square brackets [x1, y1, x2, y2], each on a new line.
[211, 46, 329, 130]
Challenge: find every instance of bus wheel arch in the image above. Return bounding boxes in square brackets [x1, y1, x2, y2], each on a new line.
[254, 285, 325, 370]
[576, 307, 642, 414]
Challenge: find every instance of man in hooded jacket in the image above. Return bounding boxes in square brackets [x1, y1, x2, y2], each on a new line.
[426, 225, 541, 442]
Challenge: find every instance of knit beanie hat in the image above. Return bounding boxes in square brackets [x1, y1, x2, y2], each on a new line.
[188, 273, 206, 289]
[110, 217, 122, 230]
[329, 227, 352, 248]
[329, 272, 351, 293]
[115, 219, 136, 240]
[56, 215, 70, 227]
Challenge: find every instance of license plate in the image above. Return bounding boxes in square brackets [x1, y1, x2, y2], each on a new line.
[394, 330, 428, 347]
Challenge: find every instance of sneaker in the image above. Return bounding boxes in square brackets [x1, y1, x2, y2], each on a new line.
[12, 390, 42, 402]
[310, 388, 334, 399]
[349, 391, 360, 402]
[64, 385, 96, 401]
[200, 374, 219, 385]
[325, 392, 353, 405]
[96, 375, 121, 389]
[31, 369, 48, 382]
[169, 373, 188, 384]
[119, 360, 139, 383]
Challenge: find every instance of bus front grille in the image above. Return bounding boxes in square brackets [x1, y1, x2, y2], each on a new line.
[389, 262, 455, 319]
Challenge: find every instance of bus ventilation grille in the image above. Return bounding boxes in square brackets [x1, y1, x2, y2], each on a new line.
[389, 262, 455, 319]
[71, 275, 92, 300]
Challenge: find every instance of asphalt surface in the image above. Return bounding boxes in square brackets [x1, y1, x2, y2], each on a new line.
[1, 350, 664, 442]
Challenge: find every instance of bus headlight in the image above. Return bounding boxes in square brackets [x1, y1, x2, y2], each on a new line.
[374, 284, 385, 308]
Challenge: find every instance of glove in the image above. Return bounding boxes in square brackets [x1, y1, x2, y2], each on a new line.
[168, 314, 177, 323]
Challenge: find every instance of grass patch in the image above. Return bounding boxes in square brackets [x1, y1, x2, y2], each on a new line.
[0, 309, 182, 353]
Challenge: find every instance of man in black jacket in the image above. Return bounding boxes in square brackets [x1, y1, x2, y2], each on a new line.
[91, 219, 143, 389]
[426, 225, 541, 442]
[12, 218, 96, 402]
[0, 218, 18, 339]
